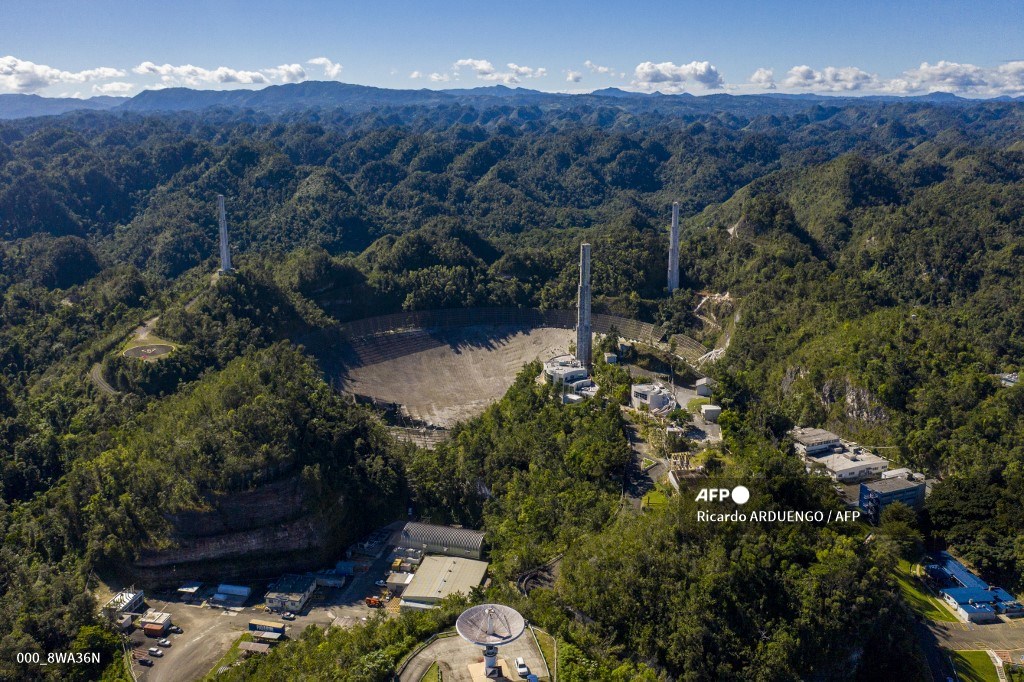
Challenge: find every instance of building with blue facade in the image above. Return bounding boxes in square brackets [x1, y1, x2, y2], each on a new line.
[859, 477, 926, 523]
[925, 552, 1023, 623]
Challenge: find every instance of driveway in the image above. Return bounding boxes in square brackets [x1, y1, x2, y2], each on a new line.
[400, 630, 547, 682]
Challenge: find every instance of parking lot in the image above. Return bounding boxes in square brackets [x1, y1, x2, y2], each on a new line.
[124, 546, 400, 679]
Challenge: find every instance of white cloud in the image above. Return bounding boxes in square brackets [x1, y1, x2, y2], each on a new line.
[995, 61, 1024, 94]
[307, 57, 343, 79]
[749, 67, 776, 89]
[133, 61, 270, 86]
[632, 60, 724, 91]
[0, 56, 126, 93]
[886, 60, 988, 94]
[566, 70, 582, 83]
[92, 81, 135, 95]
[508, 63, 546, 79]
[263, 63, 306, 84]
[409, 70, 423, 79]
[429, 72, 450, 82]
[584, 60, 615, 75]
[453, 58, 546, 84]
[783, 65, 876, 91]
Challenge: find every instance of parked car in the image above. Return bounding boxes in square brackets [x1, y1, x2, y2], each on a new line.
[157, 639, 171, 647]
[169, 625, 183, 634]
[147, 647, 163, 657]
[374, 579, 387, 587]
[139, 659, 153, 667]
[515, 656, 529, 675]
[282, 612, 296, 620]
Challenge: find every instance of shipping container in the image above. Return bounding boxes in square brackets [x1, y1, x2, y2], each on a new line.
[248, 619, 286, 634]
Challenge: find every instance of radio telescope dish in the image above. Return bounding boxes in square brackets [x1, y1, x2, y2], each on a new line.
[456, 603, 526, 646]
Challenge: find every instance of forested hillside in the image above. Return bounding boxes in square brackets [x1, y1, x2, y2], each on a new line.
[1, 96, 1022, 679]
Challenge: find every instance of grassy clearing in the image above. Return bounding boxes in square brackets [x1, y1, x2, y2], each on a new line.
[642, 490, 669, 510]
[893, 559, 959, 623]
[420, 661, 441, 681]
[203, 633, 252, 678]
[641, 457, 657, 470]
[122, 332, 175, 351]
[686, 397, 710, 412]
[950, 650, 999, 682]
[534, 628, 556, 682]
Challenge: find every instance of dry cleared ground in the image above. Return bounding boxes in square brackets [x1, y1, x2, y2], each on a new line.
[336, 325, 574, 427]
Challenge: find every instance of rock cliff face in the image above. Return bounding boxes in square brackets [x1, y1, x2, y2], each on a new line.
[130, 474, 354, 585]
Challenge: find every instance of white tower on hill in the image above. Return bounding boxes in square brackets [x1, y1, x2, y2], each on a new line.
[668, 201, 680, 292]
[576, 242, 592, 368]
[217, 195, 234, 274]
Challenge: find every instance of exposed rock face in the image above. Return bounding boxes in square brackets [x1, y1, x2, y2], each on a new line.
[781, 366, 889, 425]
[130, 475, 356, 585]
[821, 377, 888, 424]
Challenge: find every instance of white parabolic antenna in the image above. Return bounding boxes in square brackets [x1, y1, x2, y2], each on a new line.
[457, 604, 526, 646]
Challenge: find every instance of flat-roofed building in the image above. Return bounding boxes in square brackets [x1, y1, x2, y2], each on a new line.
[859, 477, 926, 522]
[700, 404, 722, 423]
[400, 556, 488, 611]
[103, 589, 144, 615]
[695, 377, 714, 397]
[399, 522, 486, 560]
[264, 574, 316, 613]
[631, 383, 675, 413]
[543, 355, 588, 385]
[789, 427, 841, 456]
[386, 572, 415, 595]
[810, 451, 888, 482]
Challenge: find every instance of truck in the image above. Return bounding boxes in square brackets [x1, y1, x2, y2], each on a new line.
[364, 596, 382, 608]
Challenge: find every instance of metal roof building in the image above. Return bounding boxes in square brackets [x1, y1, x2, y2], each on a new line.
[400, 556, 489, 610]
[400, 522, 486, 560]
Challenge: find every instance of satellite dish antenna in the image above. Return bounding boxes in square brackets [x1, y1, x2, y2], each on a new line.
[456, 604, 526, 678]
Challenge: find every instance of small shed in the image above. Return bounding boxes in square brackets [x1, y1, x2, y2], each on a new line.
[700, 404, 722, 423]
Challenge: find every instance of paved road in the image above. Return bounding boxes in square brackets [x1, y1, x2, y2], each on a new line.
[89, 363, 118, 395]
[928, 618, 1024, 654]
[400, 631, 546, 682]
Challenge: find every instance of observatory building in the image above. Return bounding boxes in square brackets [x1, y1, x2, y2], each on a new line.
[631, 382, 676, 415]
[217, 194, 234, 274]
[456, 603, 527, 680]
[543, 354, 599, 402]
[539, 241, 600, 403]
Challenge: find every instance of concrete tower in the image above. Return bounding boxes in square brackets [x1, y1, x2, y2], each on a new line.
[668, 201, 680, 292]
[576, 242, 592, 368]
[217, 195, 234, 274]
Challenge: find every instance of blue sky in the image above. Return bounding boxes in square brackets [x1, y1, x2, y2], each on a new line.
[3, 0, 1024, 97]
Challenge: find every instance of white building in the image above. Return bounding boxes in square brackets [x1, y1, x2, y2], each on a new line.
[809, 451, 889, 482]
[695, 377, 714, 397]
[789, 427, 842, 457]
[544, 355, 588, 385]
[789, 426, 889, 482]
[700, 404, 722, 423]
[631, 383, 675, 413]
